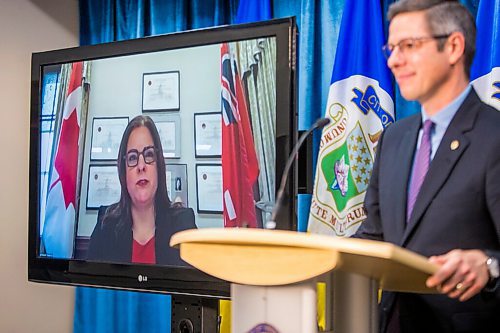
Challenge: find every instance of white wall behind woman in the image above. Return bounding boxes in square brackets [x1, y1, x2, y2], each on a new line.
[78, 44, 223, 238]
[0, 0, 78, 332]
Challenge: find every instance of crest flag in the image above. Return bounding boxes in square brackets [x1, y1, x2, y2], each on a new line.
[471, 0, 500, 111]
[308, 0, 394, 237]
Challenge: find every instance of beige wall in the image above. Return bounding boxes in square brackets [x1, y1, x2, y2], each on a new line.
[0, 0, 78, 332]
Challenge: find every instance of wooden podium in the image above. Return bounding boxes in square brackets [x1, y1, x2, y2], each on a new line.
[170, 228, 439, 333]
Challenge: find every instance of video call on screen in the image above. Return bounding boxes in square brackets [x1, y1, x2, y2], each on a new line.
[38, 37, 277, 262]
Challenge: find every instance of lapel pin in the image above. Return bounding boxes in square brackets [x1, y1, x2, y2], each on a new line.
[450, 140, 459, 151]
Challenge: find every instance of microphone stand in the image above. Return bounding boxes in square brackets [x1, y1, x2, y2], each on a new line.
[266, 117, 330, 229]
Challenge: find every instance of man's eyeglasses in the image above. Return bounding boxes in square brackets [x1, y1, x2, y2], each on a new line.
[382, 34, 451, 59]
[125, 145, 157, 167]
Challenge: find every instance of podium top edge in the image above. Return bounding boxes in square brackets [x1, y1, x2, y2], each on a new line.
[170, 228, 439, 275]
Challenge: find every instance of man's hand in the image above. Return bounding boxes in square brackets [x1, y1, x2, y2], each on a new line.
[426, 249, 489, 302]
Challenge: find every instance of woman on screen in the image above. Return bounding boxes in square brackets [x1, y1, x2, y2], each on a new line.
[87, 115, 196, 265]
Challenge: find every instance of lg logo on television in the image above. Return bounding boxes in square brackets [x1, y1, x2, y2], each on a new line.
[138, 274, 148, 282]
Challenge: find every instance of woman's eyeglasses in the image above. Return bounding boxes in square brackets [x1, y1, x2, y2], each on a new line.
[125, 145, 157, 167]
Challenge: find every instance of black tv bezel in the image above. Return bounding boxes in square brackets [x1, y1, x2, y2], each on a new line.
[28, 17, 297, 298]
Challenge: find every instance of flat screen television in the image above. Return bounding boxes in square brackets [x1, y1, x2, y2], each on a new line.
[28, 18, 297, 297]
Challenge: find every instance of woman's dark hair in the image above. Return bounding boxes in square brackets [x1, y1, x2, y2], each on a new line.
[103, 115, 171, 231]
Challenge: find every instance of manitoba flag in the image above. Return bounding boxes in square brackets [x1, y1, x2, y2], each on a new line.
[221, 43, 259, 228]
[41, 62, 83, 258]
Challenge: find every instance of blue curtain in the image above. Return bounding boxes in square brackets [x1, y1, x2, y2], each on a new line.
[74, 287, 171, 333]
[76, 0, 481, 331]
[236, 0, 271, 23]
[79, 0, 239, 45]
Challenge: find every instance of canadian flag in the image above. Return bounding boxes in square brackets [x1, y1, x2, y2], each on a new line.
[42, 62, 83, 258]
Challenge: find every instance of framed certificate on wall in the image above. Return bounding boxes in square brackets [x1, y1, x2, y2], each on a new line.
[152, 114, 181, 158]
[194, 112, 222, 158]
[195, 164, 223, 214]
[90, 117, 129, 161]
[86, 165, 121, 209]
[142, 71, 180, 111]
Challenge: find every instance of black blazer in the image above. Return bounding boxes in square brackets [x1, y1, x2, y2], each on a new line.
[87, 205, 197, 266]
[355, 90, 500, 333]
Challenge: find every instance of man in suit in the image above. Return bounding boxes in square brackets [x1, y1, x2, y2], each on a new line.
[354, 0, 500, 332]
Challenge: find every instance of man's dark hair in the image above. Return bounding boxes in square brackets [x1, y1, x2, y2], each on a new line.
[388, 0, 476, 78]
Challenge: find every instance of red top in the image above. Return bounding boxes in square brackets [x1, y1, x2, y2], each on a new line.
[132, 236, 156, 264]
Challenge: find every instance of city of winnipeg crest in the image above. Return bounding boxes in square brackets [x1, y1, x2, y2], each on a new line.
[309, 75, 394, 236]
[248, 323, 280, 333]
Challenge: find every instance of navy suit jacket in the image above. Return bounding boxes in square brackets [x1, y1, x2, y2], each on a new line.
[355, 89, 500, 333]
[87, 205, 196, 266]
